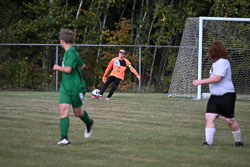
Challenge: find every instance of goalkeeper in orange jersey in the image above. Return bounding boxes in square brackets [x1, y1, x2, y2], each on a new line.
[92, 49, 141, 100]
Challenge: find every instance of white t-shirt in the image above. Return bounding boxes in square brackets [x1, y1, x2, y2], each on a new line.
[209, 58, 235, 95]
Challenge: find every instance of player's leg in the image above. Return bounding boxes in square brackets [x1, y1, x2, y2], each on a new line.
[204, 96, 219, 146]
[226, 119, 239, 131]
[72, 93, 94, 138]
[204, 113, 217, 145]
[224, 118, 243, 146]
[57, 93, 71, 145]
[220, 93, 243, 146]
[99, 76, 115, 95]
[106, 77, 121, 99]
[59, 104, 70, 139]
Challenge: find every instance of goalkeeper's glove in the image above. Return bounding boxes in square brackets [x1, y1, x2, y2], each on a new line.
[137, 75, 141, 80]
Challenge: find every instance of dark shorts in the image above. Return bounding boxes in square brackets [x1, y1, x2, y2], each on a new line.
[206, 92, 236, 119]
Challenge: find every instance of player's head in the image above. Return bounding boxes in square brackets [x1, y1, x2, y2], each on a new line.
[208, 40, 229, 61]
[118, 49, 126, 59]
[59, 28, 74, 44]
[119, 49, 125, 54]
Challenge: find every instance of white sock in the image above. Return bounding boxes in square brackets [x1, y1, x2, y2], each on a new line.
[232, 129, 242, 142]
[205, 128, 216, 145]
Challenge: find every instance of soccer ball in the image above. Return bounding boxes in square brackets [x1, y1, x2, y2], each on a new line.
[92, 89, 100, 96]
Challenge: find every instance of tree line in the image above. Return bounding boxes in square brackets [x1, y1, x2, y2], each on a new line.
[0, 0, 249, 92]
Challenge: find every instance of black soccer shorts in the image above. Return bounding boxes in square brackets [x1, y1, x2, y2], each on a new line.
[206, 92, 236, 119]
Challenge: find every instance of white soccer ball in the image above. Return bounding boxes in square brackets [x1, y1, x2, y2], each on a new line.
[92, 89, 100, 96]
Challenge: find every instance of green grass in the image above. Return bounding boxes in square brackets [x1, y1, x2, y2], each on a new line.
[0, 92, 249, 167]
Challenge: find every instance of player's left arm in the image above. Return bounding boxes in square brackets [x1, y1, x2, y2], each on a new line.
[129, 66, 141, 80]
[79, 57, 86, 70]
[125, 59, 141, 80]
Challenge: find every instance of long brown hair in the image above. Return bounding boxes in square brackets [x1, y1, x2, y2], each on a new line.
[208, 40, 229, 61]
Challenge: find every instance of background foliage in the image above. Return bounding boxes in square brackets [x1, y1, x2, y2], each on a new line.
[0, 0, 249, 92]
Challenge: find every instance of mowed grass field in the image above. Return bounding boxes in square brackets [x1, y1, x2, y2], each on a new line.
[0, 91, 249, 167]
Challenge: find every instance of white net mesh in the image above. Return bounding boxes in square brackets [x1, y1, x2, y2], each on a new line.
[169, 17, 250, 100]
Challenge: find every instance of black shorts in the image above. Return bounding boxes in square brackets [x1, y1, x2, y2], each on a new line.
[206, 92, 236, 119]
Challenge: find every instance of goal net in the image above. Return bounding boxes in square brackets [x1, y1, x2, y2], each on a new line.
[168, 17, 250, 100]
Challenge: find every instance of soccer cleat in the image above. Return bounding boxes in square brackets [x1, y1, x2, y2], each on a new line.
[203, 141, 213, 146]
[92, 95, 103, 99]
[57, 138, 70, 145]
[235, 142, 244, 147]
[85, 120, 94, 138]
[106, 97, 111, 101]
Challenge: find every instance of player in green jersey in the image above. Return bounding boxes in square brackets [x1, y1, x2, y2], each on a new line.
[53, 28, 94, 145]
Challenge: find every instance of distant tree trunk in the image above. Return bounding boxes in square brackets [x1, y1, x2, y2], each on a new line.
[88, 0, 101, 42]
[141, 0, 155, 75]
[117, 0, 128, 31]
[158, 51, 168, 88]
[147, 47, 157, 87]
[96, 2, 109, 64]
[65, 0, 68, 18]
[129, 0, 137, 74]
[74, 0, 83, 38]
[83, 0, 94, 42]
[135, 0, 148, 45]
[130, 0, 136, 43]
[76, 0, 83, 20]
[44, 0, 54, 71]
[147, 17, 155, 44]
[142, 16, 155, 78]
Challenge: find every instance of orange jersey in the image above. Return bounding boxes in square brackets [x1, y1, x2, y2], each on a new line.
[105, 57, 131, 80]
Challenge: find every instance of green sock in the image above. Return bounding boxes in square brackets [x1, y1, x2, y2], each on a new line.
[60, 117, 69, 139]
[80, 110, 92, 125]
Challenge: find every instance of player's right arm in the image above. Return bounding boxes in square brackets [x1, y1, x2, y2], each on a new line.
[81, 64, 86, 70]
[193, 75, 222, 86]
[54, 50, 78, 74]
[53, 64, 72, 73]
[102, 59, 114, 83]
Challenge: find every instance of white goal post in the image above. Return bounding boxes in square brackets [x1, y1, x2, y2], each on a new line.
[168, 17, 250, 100]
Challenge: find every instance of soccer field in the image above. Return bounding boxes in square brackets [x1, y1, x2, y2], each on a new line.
[0, 92, 249, 167]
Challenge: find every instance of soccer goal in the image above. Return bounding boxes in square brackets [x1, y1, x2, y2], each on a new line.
[168, 17, 250, 100]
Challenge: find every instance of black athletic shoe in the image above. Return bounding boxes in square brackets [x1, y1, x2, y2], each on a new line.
[235, 142, 244, 147]
[84, 119, 94, 138]
[203, 141, 213, 146]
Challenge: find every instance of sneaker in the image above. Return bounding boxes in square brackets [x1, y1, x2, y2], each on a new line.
[235, 142, 244, 147]
[92, 95, 102, 99]
[106, 97, 111, 101]
[203, 141, 213, 146]
[85, 120, 94, 138]
[57, 138, 70, 145]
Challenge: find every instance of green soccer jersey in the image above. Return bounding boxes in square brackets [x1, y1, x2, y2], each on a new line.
[60, 46, 87, 95]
